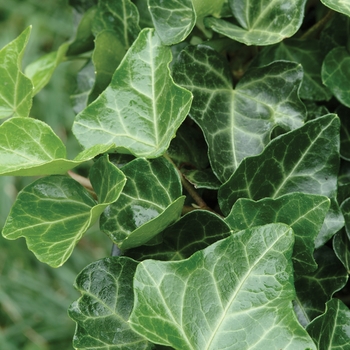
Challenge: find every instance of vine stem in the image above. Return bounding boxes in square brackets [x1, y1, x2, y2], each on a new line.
[300, 10, 334, 40]
[67, 170, 97, 200]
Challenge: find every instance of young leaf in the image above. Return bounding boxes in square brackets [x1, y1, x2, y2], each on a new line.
[321, 0, 350, 17]
[127, 210, 231, 261]
[2, 156, 126, 267]
[73, 28, 192, 158]
[0, 117, 115, 176]
[100, 157, 184, 251]
[129, 223, 316, 349]
[69, 257, 152, 350]
[0, 26, 33, 119]
[173, 45, 305, 182]
[225, 193, 330, 273]
[204, 0, 307, 46]
[306, 298, 350, 350]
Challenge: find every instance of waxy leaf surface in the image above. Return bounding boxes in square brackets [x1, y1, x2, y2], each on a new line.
[306, 298, 350, 350]
[73, 28, 192, 158]
[173, 46, 305, 182]
[225, 193, 330, 273]
[0, 117, 115, 176]
[0, 27, 32, 118]
[2, 156, 126, 267]
[100, 157, 184, 251]
[204, 0, 306, 46]
[321, 0, 350, 17]
[69, 257, 151, 350]
[130, 223, 316, 350]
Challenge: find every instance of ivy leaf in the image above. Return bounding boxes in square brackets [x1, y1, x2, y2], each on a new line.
[293, 246, 348, 327]
[68, 257, 152, 350]
[225, 193, 330, 274]
[333, 230, 350, 273]
[204, 0, 307, 46]
[0, 26, 33, 119]
[173, 45, 305, 182]
[1, 156, 126, 267]
[73, 28, 192, 158]
[127, 210, 231, 261]
[0, 117, 115, 176]
[100, 157, 184, 251]
[321, 0, 350, 17]
[129, 223, 316, 350]
[337, 105, 350, 161]
[182, 168, 221, 189]
[322, 47, 350, 107]
[251, 39, 332, 101]
[341, 197, 350, 239]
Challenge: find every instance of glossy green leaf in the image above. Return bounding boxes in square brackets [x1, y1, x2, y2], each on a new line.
[322, 47, 350, 107]
[2, 156, 126, 267]
[204, 0, 307, 46]
[130, 223, 316, 350]
[333, 229, 350, 273]
[25, 43, 69, 96]
[293, 246, 348, 327]
[321, 0, 350, 17]
[69, 257, 151, 350]
[100, 157, 184, 251]
[225, 193, 330, 273]
[73, 28, 192, 158]
[127, 210, 230, 261]
[173, 45, 305, 182]
[0, 117, 115, 176]
[251, 39, 332, 101]
[182, 168, 221, 189]
[306, 298, 350, 349]
[0, 26, 33, 119]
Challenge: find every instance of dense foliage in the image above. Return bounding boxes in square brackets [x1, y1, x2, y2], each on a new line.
[1, 0, 350, 349]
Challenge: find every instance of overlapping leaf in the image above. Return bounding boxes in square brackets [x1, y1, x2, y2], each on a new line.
[100, 157, 184, 251]
[204, 0, 307, 46]
[130, 223, 316, 350]
[2, 156, 126, 267]
[0, 26, 33, 119]
[321, 0, 350, 17]
[69, 257, 151, 350]
[0, 117, 115, 176]
[73, 28, 192, 158]
[225, 193, 330, 273]
[173, 45, 305, 182]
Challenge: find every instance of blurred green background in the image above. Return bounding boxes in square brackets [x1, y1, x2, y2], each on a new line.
[0, 1, 111, 348]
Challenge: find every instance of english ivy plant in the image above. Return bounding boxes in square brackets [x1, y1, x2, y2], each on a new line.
[1, 0, 350, 349]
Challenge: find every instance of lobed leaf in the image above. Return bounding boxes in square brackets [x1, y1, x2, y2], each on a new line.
[130, 223, 316, 350]
[173, 45, 305, 182]
[73, 28, 192, 158]
[2, 156, 126, 267]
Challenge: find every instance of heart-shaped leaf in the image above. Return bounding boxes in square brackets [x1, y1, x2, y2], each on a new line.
[69, 257, 152, 350]
[0, 117, 115, 176]
[100, 157, 184, 251]
[204, 0, 307, 46]
[173, 45, 305, 182]
[0, 26, 33, 119]
[2, 156, 126, 267]
[321, 0, 350, 17]
[129, 223, 316, 349]
[73, 28, 192, 158]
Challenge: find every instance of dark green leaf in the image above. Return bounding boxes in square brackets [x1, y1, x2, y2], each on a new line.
[336, 104, 350, 161]
[333, 229, 350, 273]
[341, 197, 350, 239]
[321, 0, 350, 17]
[173, 45, 305, 182]
[69, 257, 151, 350]
[130, 223, 316, 349]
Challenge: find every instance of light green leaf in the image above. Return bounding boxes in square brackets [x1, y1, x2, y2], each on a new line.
[100, 157, 184, 251]
[225, 193, 330, 274]
[129, 223, 316, 350]
[322, 47, 350, 107]
[173, 46, 305, 182]
[127, 210, 230, 261]
[306, 298, 350, 350]
[73, 28, 192, 158]
[204, 0, 307, 46]
[251, 39, 332, 101]
[293, 246, 348, 327]
[2, 156, 126, 267]
[0, 117, 115, 176]
[333, 229, 350, 273]
[321, 0, 350, 17]
[69, 257, 152, 350]
[0, 26, 33, 119]
[25, 43, 69, 96]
